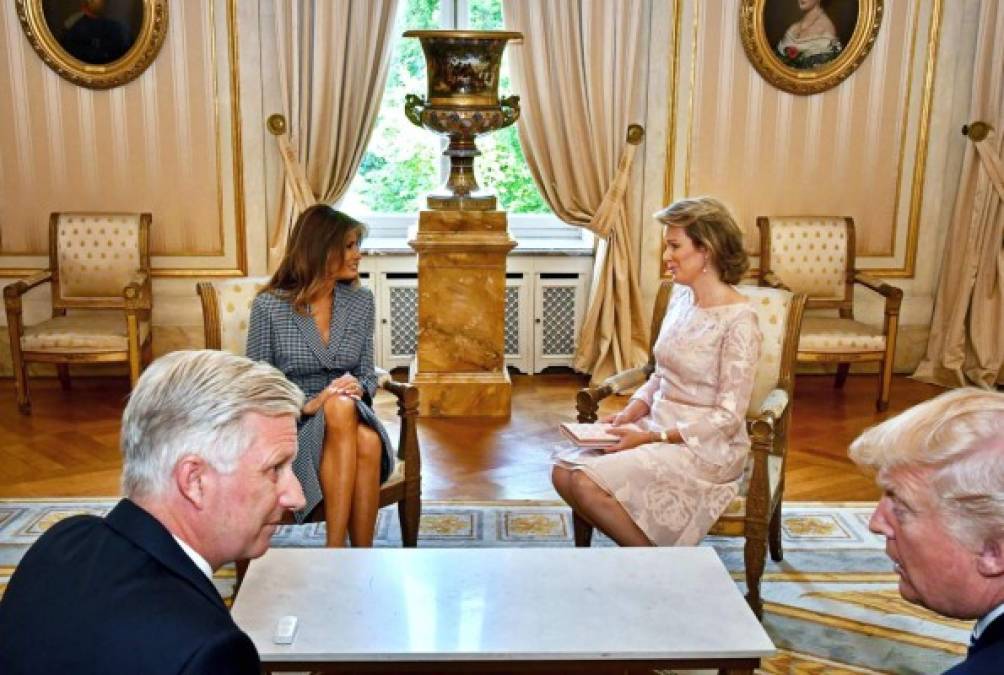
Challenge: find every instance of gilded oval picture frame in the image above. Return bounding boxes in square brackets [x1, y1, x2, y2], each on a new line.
[15, 0, 168, 90]
[740, 0, 883, 95]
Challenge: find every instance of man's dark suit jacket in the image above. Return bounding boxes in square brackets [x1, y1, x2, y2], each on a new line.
[945, 613, 1004, 674]
[0, 498, 259, 674]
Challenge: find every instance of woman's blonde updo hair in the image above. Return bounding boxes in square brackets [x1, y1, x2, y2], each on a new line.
[653, 197, 749, 284]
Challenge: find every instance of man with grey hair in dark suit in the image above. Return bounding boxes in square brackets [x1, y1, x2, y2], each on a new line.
[0, 349, 306, 674]
[850, 387, 1004, 675]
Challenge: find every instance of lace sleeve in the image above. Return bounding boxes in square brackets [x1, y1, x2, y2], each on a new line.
[675, 310, 762, 465]
[630, 286, 682, 408]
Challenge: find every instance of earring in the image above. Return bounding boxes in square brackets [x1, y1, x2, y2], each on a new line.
[702, 257, 708, 274]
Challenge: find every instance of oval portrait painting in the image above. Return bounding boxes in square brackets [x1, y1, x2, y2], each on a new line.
[766, 0, 859, 71]
[43, 0, 144, 65]
[740, 0, 883, 95]
[16, 0, 168, 89]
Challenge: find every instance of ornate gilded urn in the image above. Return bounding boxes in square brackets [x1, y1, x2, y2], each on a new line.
[403, 29, 522, 211]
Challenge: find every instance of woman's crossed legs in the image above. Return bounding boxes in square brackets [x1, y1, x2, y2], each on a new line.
[319, 395, 382, 547]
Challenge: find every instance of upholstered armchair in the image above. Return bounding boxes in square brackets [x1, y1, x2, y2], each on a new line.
[575, 280, 806, 619]
[757, 216, 903, 411]
[196, 278, 422, 559]
[3, 213, 153, 414]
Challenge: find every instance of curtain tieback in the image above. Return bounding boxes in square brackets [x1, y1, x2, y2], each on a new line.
[964, 122, 1004, 203]
[587, 124, 645, 239]
[267, 113, 318, 250]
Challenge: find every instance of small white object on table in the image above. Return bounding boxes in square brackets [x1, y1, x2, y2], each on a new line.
[231, 547, 774, 673]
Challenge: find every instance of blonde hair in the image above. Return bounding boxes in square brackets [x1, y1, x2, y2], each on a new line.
[849, 388, 1004, 547]
[653, 197, 749, 284]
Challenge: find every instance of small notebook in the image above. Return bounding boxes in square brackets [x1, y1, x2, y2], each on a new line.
[559, 422, 619, 448]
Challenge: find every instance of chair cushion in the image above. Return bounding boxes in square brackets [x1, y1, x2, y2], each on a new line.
[766, 217, 848, 300]
[737, 286, 795, 412]
[56, 214, 143, 299]
[21, 314, 151, 352]
[798, 316, 886, 354]
[712, 454, 784, 522]
[212, 277, 270, 355]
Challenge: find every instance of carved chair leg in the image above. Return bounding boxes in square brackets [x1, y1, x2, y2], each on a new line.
[128, 351, 142, 387]
[57, 364, 71, 391]
[834, 362, 850, 389]
[744, 527, 767, 621]
[877, 356, 893, 412]
[573, 511, 594, 547]
[768, 503, 784, 563]
[398, 492, 421, 547]
[13, 359, 31, 415]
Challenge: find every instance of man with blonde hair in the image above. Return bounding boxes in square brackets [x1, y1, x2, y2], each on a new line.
[0, 350, 306, 674]
[850, 387, 1004, 674]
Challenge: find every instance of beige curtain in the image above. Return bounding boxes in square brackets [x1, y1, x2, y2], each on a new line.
[913, 0, 1004, 389]
[269, 0, 399, 270]
[503, 0, 650, 384]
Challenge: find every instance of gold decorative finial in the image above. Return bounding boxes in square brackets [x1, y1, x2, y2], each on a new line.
[626, 124, 645, 145]
[267, 114, 287, 136]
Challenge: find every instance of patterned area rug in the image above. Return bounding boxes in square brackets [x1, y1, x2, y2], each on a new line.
[0, 499, 969, 674]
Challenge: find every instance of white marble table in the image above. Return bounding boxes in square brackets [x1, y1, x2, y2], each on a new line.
[231, 547, 774, 674]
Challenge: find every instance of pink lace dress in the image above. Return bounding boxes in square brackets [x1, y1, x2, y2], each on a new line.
[557, 286, 762, 545]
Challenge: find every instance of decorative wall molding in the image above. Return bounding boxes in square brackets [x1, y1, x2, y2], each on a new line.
[0, 0, 248, 277]
[664, 0, 943, 277]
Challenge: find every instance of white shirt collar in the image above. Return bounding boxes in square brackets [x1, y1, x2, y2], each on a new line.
[171, 534, 214, 581]
[973, 603, 1004, 642]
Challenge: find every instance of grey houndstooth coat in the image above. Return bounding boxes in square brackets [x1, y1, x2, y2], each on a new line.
[246, 283, 393, 523]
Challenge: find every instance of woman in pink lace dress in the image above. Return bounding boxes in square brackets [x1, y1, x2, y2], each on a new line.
[553, 197, 763, 546]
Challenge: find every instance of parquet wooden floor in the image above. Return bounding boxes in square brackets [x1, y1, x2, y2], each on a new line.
[0, 372, 945, 501]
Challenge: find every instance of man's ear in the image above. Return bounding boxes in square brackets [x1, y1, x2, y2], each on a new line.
[174, 455, 209, 509]
[976, 539, 1004, 578]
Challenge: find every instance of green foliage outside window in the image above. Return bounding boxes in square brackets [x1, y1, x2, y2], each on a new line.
[348, 0, 550, 215]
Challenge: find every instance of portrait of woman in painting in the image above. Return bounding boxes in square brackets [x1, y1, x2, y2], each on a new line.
[765, 0, 859, 70]
[42, 0, 144, 65]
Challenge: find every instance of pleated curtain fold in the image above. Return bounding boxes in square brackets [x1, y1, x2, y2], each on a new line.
[913, 0, 1004, 388]
[269, 0, 399, 271]
[503, 0, 651, 384]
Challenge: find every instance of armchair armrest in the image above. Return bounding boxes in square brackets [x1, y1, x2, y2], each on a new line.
[747, 388, 788, 456]
[122, 270, 152, 309]
[761, 271, 790, 291]
[379, 374, 416, 401]
[376, 368, 420, 469]
[749, 388, 789, 425]
[576, 364, 651, 423]
[743, 388, 791, 519]
[4, 270, 52, 304]
[854, 272, 903, 311]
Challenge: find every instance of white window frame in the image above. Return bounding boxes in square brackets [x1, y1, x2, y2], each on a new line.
[340, 0, 591, 252]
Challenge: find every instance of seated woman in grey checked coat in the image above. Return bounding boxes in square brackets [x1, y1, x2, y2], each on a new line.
[247, 204, 393, 547]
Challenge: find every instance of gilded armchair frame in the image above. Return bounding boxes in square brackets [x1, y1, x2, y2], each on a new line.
[196, 280, 422, 585]
[575, 280, 807, 619]
[756, 216, 903, 411]
[3, 212, 153, 414]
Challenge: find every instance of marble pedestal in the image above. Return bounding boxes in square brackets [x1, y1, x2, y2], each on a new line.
[408, 209, 516, 417]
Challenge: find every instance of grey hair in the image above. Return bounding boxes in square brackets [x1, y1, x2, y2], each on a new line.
[849, 388, 1004, 548]
[120, 350, 304, 498]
